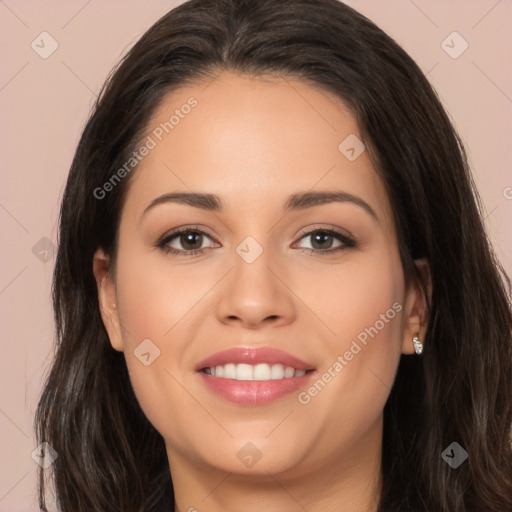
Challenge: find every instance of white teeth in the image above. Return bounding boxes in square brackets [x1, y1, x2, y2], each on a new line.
[203, 363, 308, 380]
[271, 364, 284, 379]
[236, 363, 253, 380]
[284, 366, 295, 378]
[253, 363, 271, 380]
[223, 363, 236, 379]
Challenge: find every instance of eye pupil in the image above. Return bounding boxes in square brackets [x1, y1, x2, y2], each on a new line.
[181, 232, 202, 250]
[311, 231, 333, 249]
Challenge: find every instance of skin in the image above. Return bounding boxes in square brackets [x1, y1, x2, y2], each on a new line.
[93, 71, 430, 512]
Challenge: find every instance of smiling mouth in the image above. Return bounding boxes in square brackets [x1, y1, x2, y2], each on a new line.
[200, 363, 315, 380]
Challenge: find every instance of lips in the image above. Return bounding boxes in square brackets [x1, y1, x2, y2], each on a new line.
[194, 347, 317, 405]
[194, 347, 315, 372]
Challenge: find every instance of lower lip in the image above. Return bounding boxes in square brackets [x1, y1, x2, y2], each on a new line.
[197, 371, 316, 405]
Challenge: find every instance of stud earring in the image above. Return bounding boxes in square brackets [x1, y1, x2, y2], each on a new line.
[412, 336, 423, 355]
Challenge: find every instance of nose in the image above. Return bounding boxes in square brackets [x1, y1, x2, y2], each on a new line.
[214, 241, 296, 330]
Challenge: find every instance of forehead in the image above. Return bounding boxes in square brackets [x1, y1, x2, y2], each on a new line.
[122, 71, 393, 227]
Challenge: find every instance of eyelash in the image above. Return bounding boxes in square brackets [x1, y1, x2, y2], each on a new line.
[156, 224, 356, 258]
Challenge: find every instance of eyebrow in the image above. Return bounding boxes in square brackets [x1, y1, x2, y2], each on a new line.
[142, 190, 378, 222]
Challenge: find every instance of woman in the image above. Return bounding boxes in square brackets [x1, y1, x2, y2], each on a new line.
[35, 0, 512, 510]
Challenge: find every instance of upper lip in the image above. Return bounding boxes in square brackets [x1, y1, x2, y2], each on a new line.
[194, 347, 315, 372]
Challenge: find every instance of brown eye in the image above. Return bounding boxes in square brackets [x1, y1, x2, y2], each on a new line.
[158, 227, 217, 257]
[178, 232, 204, 251]
[295, 228, 355, 254]
[309, 231, 336, 250]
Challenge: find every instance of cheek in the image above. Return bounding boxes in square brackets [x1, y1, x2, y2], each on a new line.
[111, 247, 201, 425]
[329, 250, 404, 381]
[114, 247, 209, 343]
[298, 251, 405, 439]
[296, 245, 404, 355]
[111, 241, 239, 440]
[335, 257, 403, 348]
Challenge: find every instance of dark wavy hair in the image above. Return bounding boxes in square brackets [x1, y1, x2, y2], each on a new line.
[35, 0, 512, 510]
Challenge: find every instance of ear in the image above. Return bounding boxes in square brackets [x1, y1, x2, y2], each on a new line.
[92, 248, 124, 352]
[401, 258, 431, 355]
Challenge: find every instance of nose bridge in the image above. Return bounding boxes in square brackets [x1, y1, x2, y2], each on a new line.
[231, 233, 279, 303]
[214, 232, 295, 327]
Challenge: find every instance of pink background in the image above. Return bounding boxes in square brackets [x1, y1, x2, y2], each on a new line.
[1, 1, 511, 510]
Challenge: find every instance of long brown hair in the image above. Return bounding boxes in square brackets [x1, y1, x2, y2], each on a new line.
[35, 0, 512, 510]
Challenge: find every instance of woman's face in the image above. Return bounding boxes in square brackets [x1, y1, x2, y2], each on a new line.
[95, 71, 426, 481]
